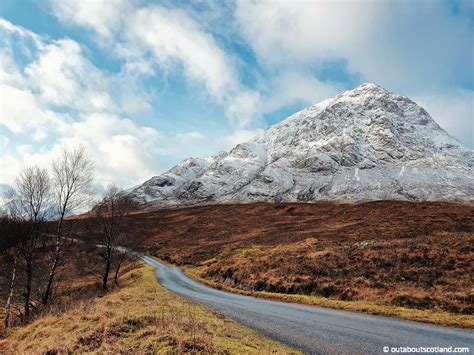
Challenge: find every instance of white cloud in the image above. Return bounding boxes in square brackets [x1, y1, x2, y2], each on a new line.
[0, 112, 163, 189]
[25, 39, 116, 112]
[0, 48, 26, 88]
[235, 1, 473, 89]
[225, 90, 261, 128]
[0, 18, 44, 49]
[259, 72, 343, 114]
[0, 154, 21, 186]
[124, 5, 263, 129]
[236, 1, 373, 66]
[0, 37, 70, 141]
[48, 1, 367, 132]
[49, 0, 262, 129]
[69, 113, 162, 187]
[0, 84, 70, 140]
[71, 112, 159, 150]
[128, 7, 237, 101]
[49, 0, 131, 39]
[0, 20, 164, 190]
[218, 129, 264, 150]
[415, 91, 474, 149]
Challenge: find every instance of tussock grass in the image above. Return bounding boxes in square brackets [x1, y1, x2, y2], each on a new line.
[0, 264, 299, 354]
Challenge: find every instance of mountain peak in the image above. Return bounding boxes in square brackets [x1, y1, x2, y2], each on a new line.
[353, 82, 388, 93]
[329, 83, 391, 102]
[129, 84, 473, 206]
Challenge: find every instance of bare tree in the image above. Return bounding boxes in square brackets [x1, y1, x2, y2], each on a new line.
[113, 245, 128, 287]
[94, 184, 136, 290]
[4, 254, 17, 334]
[0, 216, 19, 335]
[42, 145, 94, 305]
[0, 214, 35, 334]
[4, 166, 52, 322]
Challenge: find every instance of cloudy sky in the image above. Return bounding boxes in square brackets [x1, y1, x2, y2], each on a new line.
[1, 0, 473, 193]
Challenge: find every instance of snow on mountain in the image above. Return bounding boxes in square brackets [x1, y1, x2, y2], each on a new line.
[129, 83, 474, 206]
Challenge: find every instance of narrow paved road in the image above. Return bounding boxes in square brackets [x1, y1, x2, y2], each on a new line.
[142, 256, 473, 354]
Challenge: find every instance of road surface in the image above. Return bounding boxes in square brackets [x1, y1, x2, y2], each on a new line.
[141, 256, 473, 354]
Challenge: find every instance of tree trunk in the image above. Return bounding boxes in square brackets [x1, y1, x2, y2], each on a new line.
[114, 258, 122, 287]
[3, 257, 17, 336]
[42, 236, 61, 305]
[103, 256, 111, 291]
[43, 218, 64, 305]
[24, 260, 32, 322]
[103, 241, 112, 291]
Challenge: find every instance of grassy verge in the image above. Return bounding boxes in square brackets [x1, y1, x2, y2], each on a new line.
[182, 265, 474, 329]
[0, 263, 299, 354]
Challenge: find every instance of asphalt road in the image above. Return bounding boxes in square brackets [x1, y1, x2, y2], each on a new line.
[142, 256, 473, 354]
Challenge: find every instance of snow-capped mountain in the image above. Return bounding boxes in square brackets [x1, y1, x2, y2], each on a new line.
[129, 83, 473, 206]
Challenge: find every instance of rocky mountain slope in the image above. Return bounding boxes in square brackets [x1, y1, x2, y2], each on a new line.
[129, 83, 473, 206]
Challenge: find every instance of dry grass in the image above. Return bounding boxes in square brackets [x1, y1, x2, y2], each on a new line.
[123, 201, 473, 327]
[0, 241, 134, 334]
[183, 265, 474, 329]
[0, 263, 299, 354]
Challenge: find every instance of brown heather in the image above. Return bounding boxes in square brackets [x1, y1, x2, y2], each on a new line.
[135, 201, 473, 327]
